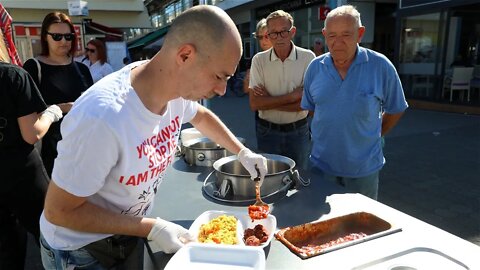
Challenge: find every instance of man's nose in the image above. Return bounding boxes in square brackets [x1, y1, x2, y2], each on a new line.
[215, 81, 228, 96]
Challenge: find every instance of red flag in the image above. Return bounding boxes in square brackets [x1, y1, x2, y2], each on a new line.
[0, 3, 22, 66]
[318, 6, 331, 21]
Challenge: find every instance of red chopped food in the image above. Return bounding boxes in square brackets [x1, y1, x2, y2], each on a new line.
[248, 205, 269, 221]
[243, 224, 269, 246]
[244, 228, 255, 238]
[245, 235, 260, 246]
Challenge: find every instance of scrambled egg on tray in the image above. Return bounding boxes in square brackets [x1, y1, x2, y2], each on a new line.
[198, 215, 237, 244]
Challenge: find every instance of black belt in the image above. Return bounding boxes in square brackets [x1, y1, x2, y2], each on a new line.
[257, 117, 308, 132]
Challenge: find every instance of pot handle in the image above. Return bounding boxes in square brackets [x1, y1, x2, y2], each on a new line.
[292, 169, 310, 187]
[213, 179, 231, 198]
[175, 144, 184, 157]
[197, 152, 205, 162]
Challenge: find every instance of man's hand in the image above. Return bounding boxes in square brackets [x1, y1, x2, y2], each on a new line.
[147, 218, 195, 254]
[290, 85, 304, 101]
[252, 84, 270, 96]
[40, 105, 63, 123]
[237, 148, 268, 186]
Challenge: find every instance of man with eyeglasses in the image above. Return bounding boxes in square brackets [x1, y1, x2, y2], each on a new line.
[301, 5, 407, 200]
[248, 10, 315, 170]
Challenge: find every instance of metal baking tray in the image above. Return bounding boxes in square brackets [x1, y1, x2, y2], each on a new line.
[275, 212, 402, 259]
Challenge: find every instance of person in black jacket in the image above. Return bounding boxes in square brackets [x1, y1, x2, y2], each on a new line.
[23, 11, 93, 176]
[0, 61, 62, 269]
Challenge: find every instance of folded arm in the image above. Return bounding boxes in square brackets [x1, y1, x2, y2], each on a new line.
[249, 85, 303, 112]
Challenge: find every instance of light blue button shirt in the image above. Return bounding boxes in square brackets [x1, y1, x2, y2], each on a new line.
[302, 46, 408, 177]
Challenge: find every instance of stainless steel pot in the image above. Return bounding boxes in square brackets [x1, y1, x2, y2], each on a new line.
[183, 137, 245, 167]
[212, 154, 309, 199]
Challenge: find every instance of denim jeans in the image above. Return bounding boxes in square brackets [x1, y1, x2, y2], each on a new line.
[256, 120, 311, 170]
[309, 162, 379, 200]
[40, 234, 105, 270]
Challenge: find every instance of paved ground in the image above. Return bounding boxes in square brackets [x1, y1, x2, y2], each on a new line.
[24, 92, 480, 269]
[209, 93, 480, 246]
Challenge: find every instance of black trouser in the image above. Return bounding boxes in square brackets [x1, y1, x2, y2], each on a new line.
[0, 147, 50, 270]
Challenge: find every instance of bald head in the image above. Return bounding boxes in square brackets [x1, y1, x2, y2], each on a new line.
[163, 5, 241, 57]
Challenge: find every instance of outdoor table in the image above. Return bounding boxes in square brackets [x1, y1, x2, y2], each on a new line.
[143, 157, 480, 269]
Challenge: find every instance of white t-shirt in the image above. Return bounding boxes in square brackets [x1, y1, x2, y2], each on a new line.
[89, 61, 114, 83]
[40, 61, 199, 250]
[249, 43, 314, 124]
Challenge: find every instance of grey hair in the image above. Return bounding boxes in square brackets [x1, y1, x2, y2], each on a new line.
[255, 18, 267, 34]
[266, 10, 294, 28]
[325, 5, 362, 28]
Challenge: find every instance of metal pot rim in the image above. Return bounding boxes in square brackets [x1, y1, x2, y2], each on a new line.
[183, 137, 245, 150]
[213, 154, 296, 177]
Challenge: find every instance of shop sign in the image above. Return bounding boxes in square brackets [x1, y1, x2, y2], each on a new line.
[67, 0, 89, 16]
[400, 0, 448, 9]
[318, 6, 331, 20]
[256, 0, 326, 18]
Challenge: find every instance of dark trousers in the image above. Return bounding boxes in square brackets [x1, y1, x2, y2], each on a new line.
[0, 148, 50, 269]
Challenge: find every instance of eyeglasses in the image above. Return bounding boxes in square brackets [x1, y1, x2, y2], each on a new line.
[267, 26, 293, 39]
[85, 48, 96, 53]
[47, 32, 75, 41]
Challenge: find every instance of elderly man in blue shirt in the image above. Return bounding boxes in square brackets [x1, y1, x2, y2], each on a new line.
[301, 5, 408, 200]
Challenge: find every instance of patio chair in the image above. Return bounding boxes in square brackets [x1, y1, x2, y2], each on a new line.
[442, 67, 474, 102]
[411, 75, 433, 97]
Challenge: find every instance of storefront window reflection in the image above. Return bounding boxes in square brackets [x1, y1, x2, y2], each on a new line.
[398, 12, 447, 99]
[400, 13, 441, 64]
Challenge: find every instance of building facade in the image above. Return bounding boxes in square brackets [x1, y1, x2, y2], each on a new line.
[3, 0, 152, 63]
[395, 0, 480, 108]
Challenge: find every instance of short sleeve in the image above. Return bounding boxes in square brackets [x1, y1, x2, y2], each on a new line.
[301, 60, 317, 111]
[382, 60, 408, 114]
[182, 99, 199, 123]
[14, 65, 47, 116]
[249, 54, 263, 89]
[52, 113, 119, 197]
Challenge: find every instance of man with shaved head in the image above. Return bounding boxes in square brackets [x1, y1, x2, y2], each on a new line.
[39, 5, 268, 269]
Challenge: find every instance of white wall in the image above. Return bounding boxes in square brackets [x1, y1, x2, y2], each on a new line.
[3, 0, 151, 28]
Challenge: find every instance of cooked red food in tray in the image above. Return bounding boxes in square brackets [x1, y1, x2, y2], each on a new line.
[244, 224, 269, 246]
[275, 212, 401, 259]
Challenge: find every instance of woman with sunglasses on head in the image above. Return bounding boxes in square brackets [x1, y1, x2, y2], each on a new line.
[84, 39, 114, 83]
[23, 12, 93, 177]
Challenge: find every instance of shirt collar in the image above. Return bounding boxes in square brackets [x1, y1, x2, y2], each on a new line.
[322, 45, 368, 67]
[269, 41, 298, 62]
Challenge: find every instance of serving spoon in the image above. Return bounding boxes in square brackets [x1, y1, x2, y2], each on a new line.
[248, 166, 270, 220]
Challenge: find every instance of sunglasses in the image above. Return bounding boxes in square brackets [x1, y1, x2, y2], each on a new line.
[85, 48, 96, 53]
[47, 32, 75, 41]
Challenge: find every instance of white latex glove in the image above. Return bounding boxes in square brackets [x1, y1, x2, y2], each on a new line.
[238, 148, 267, 186]
[40, 105, 63, 123]
[147, 217, 195, 254]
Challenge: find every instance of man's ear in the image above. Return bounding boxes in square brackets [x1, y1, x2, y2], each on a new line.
[176, 44, 196, 65]
[357, 26, 366, 43]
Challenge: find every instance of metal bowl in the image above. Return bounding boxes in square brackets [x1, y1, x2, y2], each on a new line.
[183, 137, 245, 167]
[212, 154, 297, 198]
